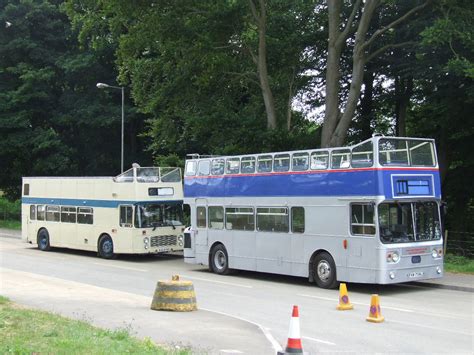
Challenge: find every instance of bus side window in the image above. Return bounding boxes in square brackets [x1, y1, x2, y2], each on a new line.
[208, 206, 224, 229]
[291, 207, 305, 233]
[351, 204, 375, 235]
[331, 149, 351, 169]
[30, 205, 36, 220]
[23, 184, 30, 196]
[241, 157, 256, 174]
[120, 206, 133, 227]
[257, 207, 288, 232]
[185, 161, 197, 176]
[310, 151, 329, 170]
[78, 207, 93, 225]
[197, 206, 207, 228]
[257, 155, 272, 173]
[211, 159, 225, 175]
[226, 158, 240, 174]
[37, 205, 45, 221]
[274, 154, 290, 172]
[198, 160, 210, 176]
[61, 206, 77, 223]
[292, 153, 309, 171]
[46, 206, 60, 222]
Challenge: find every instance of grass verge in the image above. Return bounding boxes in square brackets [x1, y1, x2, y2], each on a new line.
[0, 220, 21, 230]
[0, 296, 188, 354]
[444, 254, 474, 274]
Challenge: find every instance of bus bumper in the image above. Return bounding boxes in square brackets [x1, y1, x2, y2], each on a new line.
[376, 263, 444, 284]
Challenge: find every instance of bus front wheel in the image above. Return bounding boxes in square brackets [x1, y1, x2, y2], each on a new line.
[313, 252, 338, 289]
[37, 229, 51, 251]
[210, 244, 230, 275]
[98, 235, 115, 259]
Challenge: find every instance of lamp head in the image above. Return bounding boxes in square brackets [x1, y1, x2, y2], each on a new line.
[96, 83, 109, 89]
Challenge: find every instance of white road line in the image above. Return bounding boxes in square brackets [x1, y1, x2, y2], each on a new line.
[389, 319, 473, 336]
[200, 307, 282, 353]
[297, 293, 471, 318]
[302, 336, 336, 346]
[219, 350, 243, 354]
[180, 275, 253, 289]
[92, 262, 147, 272]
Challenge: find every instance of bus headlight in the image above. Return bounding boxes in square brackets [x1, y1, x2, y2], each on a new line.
[387, 251, 400, 263]
[143, 237, 149, 249]
[432, 248, 443, 259]
[178, 234, 184, 247]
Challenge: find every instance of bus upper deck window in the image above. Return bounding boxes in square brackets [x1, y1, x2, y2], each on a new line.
[292, 153, 309, 171]
[351, 141, 373, 168]
[310, 151, 329, 170]
[257, 155, 273, 173]
[23, 184, 30, 196]
[185, 161, 197, 176]
[226, 158, 240, 174]
[241, 157, 256, 174]
[331, 149, 351, 169]
[198, 160, 210, 176]
[211, 159, 225, 175]
[274, 154, 290, 172]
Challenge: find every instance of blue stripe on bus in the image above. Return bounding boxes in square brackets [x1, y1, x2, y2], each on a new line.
[184, 169, 441, 199]
[21, 197, 183, 208]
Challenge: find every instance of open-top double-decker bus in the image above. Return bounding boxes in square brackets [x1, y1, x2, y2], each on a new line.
[183, 136, 443, 288]
[22, 165, 185, 258]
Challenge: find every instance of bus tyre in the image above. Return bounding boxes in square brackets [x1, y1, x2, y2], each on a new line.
[314, 252, 338, 289]
[37, 229, 51, 251]
[210, 244, 230, 275]
[98, 235, 115, 259]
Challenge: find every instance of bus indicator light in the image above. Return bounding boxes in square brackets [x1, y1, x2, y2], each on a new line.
[112, 229, 117, 233]
[343, 239, 348, 249]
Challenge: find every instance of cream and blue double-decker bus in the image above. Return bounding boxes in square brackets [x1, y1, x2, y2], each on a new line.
[183, 136, 443, 288]
[22, 165, 185, 258]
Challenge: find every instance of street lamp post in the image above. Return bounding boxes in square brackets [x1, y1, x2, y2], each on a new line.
[96, 82, 125, 173]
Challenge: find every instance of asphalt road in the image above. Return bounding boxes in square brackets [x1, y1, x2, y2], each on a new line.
[1, 236, 473, 354]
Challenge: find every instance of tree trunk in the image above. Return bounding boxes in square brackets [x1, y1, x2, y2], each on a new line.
[250, 0, 277, 130]
[359, 70, 375, 140]
[395, 76, 413, 137]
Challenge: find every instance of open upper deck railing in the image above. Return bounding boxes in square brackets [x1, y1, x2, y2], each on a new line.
[185, 136, 437, 177]
[114, 166, 181, 183]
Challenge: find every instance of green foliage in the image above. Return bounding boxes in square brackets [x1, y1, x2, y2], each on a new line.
[444, 254, 474, 274]
[0, 0, 152, 200]
[0, 197, 20, 223]
[0, 296, 189, 354]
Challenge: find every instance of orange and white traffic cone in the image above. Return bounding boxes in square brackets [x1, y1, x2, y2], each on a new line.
[366, 294, 384, 323]
[278, 305, 307, 355]
[336, 283, 353, 310]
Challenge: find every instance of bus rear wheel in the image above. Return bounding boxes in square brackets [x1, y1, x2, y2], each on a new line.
[37, 229, 51, 251]
[210, 244, 230, 275]
[98, 235, 115, 259]
[313, 252, 338, 289]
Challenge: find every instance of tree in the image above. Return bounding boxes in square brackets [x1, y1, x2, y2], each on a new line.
[321, 0, 431, 147]
[0, 0, 150, 199]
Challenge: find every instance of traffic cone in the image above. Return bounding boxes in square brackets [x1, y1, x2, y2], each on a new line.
[278, 305, 307, 355]
[336, 283, 353, 310]
[366, 294, 384, 323]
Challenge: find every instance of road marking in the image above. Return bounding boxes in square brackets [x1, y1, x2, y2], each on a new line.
[297, 293, 473, 319]
[92, 262, 147, 272]
[180, 275, 253, 289]
[390, 319, 473, 336]
[219, 350, 243, 354]
[302, 336, 336, 346]
[200, 307, 282, 353]
[298, 294, 415, 313]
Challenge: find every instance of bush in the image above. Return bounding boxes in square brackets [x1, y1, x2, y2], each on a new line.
[0, 197, 21, 221]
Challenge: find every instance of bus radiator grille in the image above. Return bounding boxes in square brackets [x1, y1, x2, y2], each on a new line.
[150, 235, 177, 247]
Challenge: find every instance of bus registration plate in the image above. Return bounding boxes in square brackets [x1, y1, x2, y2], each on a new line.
[156, 247, 171, 252]
[408, 271, 424, 278]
